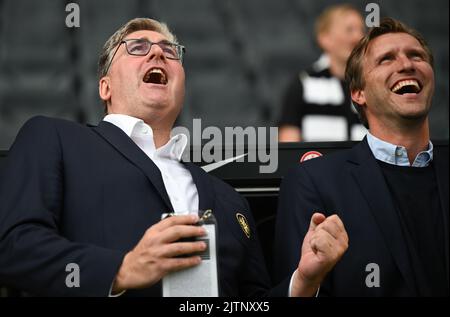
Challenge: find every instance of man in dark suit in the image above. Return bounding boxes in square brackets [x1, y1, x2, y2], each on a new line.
[274, 18, 449, 296]
[0, 18, 348, 296]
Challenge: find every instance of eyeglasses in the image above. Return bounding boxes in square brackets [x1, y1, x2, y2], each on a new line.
[105, 38, 185, 75]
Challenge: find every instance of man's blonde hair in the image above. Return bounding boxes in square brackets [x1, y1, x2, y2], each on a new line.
[314, 4, 361, 38]
[97, 17, 178, 79]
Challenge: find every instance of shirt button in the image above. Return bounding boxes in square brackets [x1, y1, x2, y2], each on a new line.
[395, 149, 403, 156]
[142, 127, 149, 134]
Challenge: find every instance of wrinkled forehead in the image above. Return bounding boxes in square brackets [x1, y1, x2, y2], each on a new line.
[365, 32, 425, 59]
[124, 30, 169, 43]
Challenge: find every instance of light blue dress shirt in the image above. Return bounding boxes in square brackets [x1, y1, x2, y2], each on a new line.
[366, 132, 433, 167]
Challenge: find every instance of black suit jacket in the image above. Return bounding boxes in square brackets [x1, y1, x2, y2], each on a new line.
[274, 138, 449, 296]
[0, 116, 289, 296]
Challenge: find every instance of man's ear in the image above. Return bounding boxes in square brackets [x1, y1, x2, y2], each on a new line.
[99, 77, 111, 102]
[351, 89, 366, 107]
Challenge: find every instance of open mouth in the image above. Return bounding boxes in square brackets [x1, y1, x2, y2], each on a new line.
[143, 67, 167, 85]
[391, 79, 421, 95]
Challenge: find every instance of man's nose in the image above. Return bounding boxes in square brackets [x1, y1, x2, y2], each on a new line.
[397, 54, 414, 72]
[146, 43, 166, 61]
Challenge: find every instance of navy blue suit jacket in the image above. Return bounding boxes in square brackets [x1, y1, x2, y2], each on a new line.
[0, 116, 288, 296]
[274, 138, 449, 296]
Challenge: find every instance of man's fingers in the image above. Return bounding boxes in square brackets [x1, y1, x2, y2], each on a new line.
[308, 212, 326, 231]
[152, 214, 199, 232]
[315, 216, 345, 241]
[310, 229, 348, 257]
[310, 234, 334, 255]
[327, 215, 346, 233]
[162, 256, 202, 273]
[309, 214, 348, 256]
[157, 224, 206, 244]
[160, 241, 207, 258]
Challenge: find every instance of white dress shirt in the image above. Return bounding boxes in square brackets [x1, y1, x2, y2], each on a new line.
[104, 114, 199, 296]
[103, 114, 199, 214]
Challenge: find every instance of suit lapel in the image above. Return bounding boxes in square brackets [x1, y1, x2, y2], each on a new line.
[348, 139, 417, 294]
[92, 121, 173, 212]
[183, 162, 215, 211]
[432, 145, 449, 283]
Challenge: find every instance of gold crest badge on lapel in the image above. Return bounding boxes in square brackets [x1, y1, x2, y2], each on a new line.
[236, 213, 251, 238]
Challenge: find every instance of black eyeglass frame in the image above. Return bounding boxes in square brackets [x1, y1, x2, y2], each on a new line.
[104, 38, 185, 75]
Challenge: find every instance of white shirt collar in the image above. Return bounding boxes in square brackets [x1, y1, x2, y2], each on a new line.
[103, 114, 187, 161]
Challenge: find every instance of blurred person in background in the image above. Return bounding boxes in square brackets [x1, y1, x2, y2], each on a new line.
[278, 4, 366, 142]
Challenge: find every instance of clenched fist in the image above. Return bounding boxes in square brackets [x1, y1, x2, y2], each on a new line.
[291, 213, 348, 297]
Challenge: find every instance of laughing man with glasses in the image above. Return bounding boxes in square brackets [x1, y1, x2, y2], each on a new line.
[0, 18, 348, 297]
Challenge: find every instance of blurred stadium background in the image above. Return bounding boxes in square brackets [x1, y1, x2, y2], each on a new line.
[0, 0, 448, 149]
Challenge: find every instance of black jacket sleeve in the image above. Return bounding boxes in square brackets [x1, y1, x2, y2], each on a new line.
[0, 117, 125, 296]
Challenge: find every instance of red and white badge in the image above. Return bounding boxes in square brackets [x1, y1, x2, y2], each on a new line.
[300, 151, 323, 162]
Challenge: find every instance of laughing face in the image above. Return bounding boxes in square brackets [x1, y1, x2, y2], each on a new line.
[351, 33, 434, 129]
[99, 30, 185, 127]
